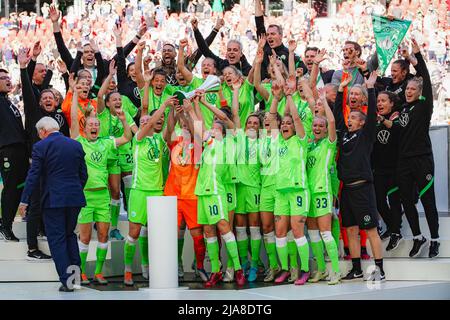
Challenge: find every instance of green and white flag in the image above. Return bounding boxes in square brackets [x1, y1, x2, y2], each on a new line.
[372, 15, 411, 75]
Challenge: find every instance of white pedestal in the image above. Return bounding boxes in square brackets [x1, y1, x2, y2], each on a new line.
[147, 196, 178, 289]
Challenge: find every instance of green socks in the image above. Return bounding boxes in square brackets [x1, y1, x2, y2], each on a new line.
[78, 241, 89, 274]
[235, 227, 249, 265]
[309, 230, 326, 272]
[124, 236, 137, 272]
[322, 231, 340, 273]
[206, 237, 220, 273]
[295, 236, 310, 273]
[222, 231, 242, 270]
[276, 237, 289, 271]
[331, 213, 341, 250]
[249, 227, 262, 268]
[122, 175, 132, 207]
[95, 242, 108, 275]
[139, 227, 149, 267]
[263, 231, 279, 269]
[110, 199, 121, 228]
[287, 231, 299, 269]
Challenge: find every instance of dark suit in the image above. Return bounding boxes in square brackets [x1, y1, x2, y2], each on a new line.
[21, 132, 87, 286]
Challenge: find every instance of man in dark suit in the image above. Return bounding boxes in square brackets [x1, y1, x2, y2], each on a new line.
[19, 117, 87, 292]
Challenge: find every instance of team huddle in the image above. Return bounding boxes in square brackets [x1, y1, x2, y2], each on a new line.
[8, 2, 441, 289]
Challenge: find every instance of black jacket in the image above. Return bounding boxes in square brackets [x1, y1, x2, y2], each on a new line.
[193, 28, 252, 76]
[0, 92, 27, 149]
[21, 68, 70, 145]
[334, 88, 377, 184]
[254, 15, 308, 80]
[396, 52, 433, 159]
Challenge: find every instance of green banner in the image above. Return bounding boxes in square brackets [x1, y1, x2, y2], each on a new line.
[372, 14, 411, 75]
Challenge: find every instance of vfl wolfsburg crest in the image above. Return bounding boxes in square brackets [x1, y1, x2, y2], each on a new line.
[279, 146, 287, 157]
[372, 14, 411, 75]
[206, 93, 217, 105]
[307, 156, 316, 168]
[299, 111, 307, 121]
[91, 151, 103, 162]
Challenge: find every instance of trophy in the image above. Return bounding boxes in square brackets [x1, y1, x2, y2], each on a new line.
[174, 75, 221, 104]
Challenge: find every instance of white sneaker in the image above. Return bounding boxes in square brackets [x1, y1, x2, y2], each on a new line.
[141, 265, 149, 279]
[178, 264, 184, 278]
[223, 267, 234, 282]
[328, 271, 341, 285]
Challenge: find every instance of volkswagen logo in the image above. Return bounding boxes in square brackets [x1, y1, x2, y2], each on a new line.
[91, 151, 103, 162]
[377, 130, 390, 145]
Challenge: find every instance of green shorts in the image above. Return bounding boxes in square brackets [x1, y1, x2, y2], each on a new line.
[224, 183, 236, 212]
[274, 189, 309, 216]
[128, 189, 164, 225]
[260, 184, 276, 212]
[107, 158, 120, 175]
[118, 153, 133, 173]
[235, 183, 260, 214]
[197, 194, 228, 225]
[309, 192, 333, 218]
[78, 189, 111, 224]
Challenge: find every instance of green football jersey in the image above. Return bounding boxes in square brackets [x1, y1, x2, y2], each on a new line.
[121, 95, 139, 119]
[195, 137, 227, 196]
[221, 79, 255, 128]
[131, 133, 166, 191]
[97, 108, 135, 155]
[259, 133, 280, 187]
[176, 76, 219, 129]
[76, 136, 116, 189]
[139, 85, 176, 123]
[307, 138, 336, 194]
[276, 134, 308, 191]
[223, 134, 238, 184]
[255, 82, 272, 104]
[293, 94, 314, 141]
[236, 130, 261, 187]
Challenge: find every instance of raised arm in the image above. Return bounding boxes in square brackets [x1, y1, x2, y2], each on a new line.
[310, 49, 327, 98]
[97, 59, 117, 114]
[140, 71, 153, 117]
[113, 24, 128, 92]
[254, 0, 266, 39]
[186, 18, 223, 69]
[333, 75, 352, 133]
[57, 59, 70, 92]
[298, 78, 316, 113]
[411, 39, 432, 105]
[91, 39, 106, 94]
[288, 40, 297, 77]
[69, 42, 83, 74]
[27, 41, 42, 83]
[137, 98, 171, 141]
[70, 83, 81, 139]
[363, 71, 378, 136]
[18, 48, 39, 122]
[193, 26, 224, 66]
[114, 109, 132, 147]
[199, 92, 234, 129]
[254, 44, 270, 101]
[231, 82, 241, 129]
[321, 92, 336, 143]
[163, 105, 176, 143]
[269, 81, 282, 133]
[135, 41, 146, 90]
[285, 81, 305, 139]
[50, 5, 74, 69]
[177, 39, 194, 83]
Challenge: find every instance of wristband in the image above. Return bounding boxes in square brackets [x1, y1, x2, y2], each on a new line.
[213, 28, 219, 33]
[136, 34, 141, 40]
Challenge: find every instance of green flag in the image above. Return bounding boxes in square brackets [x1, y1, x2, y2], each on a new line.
[372, 15, 411, 75]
